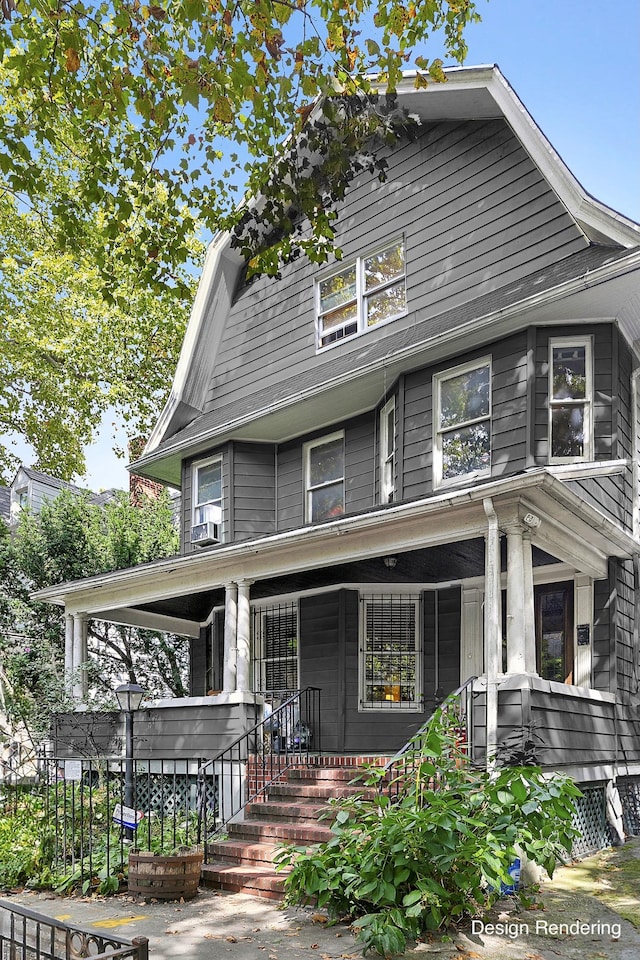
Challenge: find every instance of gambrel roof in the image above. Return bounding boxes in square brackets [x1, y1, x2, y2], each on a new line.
[132, 65, 640, 486]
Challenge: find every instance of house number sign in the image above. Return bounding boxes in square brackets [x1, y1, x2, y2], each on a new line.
[577, 624, 591, 646]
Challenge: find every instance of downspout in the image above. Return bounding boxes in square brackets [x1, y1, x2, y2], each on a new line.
[483, 498, 501, 771]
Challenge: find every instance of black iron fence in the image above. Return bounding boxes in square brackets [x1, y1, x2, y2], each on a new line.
[0, 898, 149, 959]
[197, 686, 321, 857]
[3, 757, 205, 895]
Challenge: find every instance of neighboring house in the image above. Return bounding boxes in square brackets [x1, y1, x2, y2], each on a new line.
[7, 465, 91, 528]
[0, 486, 9, 525]
[36, 67, 640, 820]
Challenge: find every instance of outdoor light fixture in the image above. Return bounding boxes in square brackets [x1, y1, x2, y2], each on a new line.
[115, 682, 146, 714]
[383, 556, 398, 569]
[115, 682, 146, 840]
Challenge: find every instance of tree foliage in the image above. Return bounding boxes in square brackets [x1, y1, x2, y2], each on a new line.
[0, 0, 479, 291]
[278, 706, 581, 956]
[0, 181, 198, 482]
[0, 488, 186, 751]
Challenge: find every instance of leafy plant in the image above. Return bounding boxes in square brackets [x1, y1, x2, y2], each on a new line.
[276, 704, 582, 957]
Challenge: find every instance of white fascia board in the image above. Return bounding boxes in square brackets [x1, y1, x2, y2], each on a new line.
[33, 469, 640, 618]
[92, 607, 200, 638]
[484, 68, 640, 247]
[143, 231, 243, 456]
[394, 66, 640, 247]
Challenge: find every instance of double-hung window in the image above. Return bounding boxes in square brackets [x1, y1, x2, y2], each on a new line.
[549, 338, 593, 462]
[433, 358, 491, 487]
[379, 397, 396, 503]
[304, 432, 345, 522]
[360, 595, 421, 711]
[192, 456, 223, 532]
[316, 240, 406, 349]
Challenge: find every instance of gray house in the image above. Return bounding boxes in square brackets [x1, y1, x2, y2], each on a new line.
[38, 67, 640, 808]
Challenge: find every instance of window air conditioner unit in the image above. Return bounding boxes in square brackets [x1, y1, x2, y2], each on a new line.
[190, 521, 219, 546]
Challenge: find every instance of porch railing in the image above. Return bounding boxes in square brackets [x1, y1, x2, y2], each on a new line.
[382, 677, 478, 801]
[0, 898, 149, 959]
[197, 686, 321, 857]
[28, 757, 204, 894]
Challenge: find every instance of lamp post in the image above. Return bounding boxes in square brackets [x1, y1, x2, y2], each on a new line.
[115, 682, 145, 840]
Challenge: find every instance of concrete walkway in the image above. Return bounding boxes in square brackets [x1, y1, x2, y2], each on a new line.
[7, 841, 640, 958]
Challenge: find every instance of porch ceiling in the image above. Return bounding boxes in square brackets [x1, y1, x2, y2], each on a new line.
[33, 468, 639, 636]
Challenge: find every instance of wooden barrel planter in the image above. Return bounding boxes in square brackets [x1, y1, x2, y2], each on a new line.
[128, 850, 204, 900]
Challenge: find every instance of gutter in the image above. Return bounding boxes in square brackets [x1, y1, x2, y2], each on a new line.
[33, 467, 640, 606]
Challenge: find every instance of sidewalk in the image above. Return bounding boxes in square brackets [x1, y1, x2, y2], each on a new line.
[8, 840, 640, 959]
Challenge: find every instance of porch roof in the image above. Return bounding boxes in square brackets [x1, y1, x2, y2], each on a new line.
[33, 467, 640, 637]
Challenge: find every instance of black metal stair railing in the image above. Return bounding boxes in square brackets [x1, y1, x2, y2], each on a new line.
[382, 676, 478, 801]
[0, 898, 149, 959]
[196, 686, 321, 858]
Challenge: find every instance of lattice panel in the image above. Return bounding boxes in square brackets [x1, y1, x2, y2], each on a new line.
[571, 787, 608, 857]
[133, 774, 199, 814]
[618, 778, 640, 836]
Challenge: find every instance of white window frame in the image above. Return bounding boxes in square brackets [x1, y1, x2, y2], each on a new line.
[379, 397, 396, 504]
[315, 239, 407, 350]
[359, 595, 422, 712]
[433, 357, 492, 489]
[303, 431, 345, 523]
[191, 455, 223, 533]
[548, 337, 593, 463]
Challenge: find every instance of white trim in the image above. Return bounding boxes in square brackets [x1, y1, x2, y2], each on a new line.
[379, 396, 396, 504]
[303, 430, 345, 523]
[433, 356, 492, 488]
[548, 336, 593, 463]
[546, 459, 629, 480]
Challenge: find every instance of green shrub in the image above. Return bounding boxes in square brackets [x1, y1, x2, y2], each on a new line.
[276, 705, 582, 957]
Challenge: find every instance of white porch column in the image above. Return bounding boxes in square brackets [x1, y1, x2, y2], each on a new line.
[72, 613, 88, 700]
[505, 523, 527, 675]
[223, 582, 238, 693]
[503, 515, 538, 676]
[522, 529, 537, 674]
[483, 499, 502, 770]
[236, 580, 253, 693]
[64, 612, 74, 692]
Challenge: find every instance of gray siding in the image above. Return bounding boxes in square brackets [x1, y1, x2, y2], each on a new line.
[203, 119, 587, 423]
[232, 441, 276, 540]
[299, 591, 348, 753]
[53, 703, 260, 761]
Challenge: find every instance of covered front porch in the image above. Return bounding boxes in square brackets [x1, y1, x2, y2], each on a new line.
[37, 468, 640, 770]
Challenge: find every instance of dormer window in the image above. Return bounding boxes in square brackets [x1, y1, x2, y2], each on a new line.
[316, 240, 406, 349]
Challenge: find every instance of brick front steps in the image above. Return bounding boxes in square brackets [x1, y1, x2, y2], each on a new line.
[201, 756, 390, 900]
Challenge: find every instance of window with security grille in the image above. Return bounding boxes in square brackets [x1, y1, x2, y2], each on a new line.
[360, 596, 421, 711]
[252, 602, 299, 694]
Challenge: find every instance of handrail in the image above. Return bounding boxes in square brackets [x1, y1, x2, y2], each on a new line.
[382, 676, 478, 799]
[196, 686, 321, 856]
[0, 898, 149, 959]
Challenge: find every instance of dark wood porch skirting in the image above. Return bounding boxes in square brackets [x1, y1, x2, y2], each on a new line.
[203, 756, 391, 899]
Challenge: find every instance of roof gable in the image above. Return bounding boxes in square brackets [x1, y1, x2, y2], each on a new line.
[136, 65, 640, 485]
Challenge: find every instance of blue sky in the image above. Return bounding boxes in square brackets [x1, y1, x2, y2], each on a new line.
[14, 0, 640, 492]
